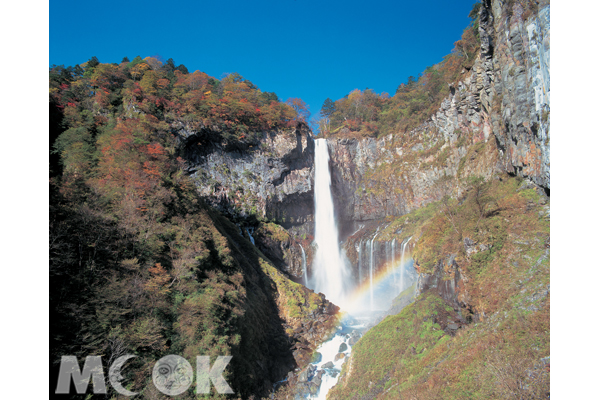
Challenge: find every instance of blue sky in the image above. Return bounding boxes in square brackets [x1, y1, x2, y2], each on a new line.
[50, 0, 477, 120]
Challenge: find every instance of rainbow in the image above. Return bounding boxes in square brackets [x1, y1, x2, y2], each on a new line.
[340, 253, 414, 315]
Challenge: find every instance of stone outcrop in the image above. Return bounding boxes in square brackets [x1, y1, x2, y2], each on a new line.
[415, 255, 470, 313]
[285, 294, 340, 366]
[175, 121, 316, 228]
[484, 0, 550, 191]
[328, 124, 498, 226]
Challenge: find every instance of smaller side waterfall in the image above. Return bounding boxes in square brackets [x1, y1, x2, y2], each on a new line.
[385, 241, 390, 273]
[246, 227, 255, 245]
[358, 241, 362, 284]
[369, 231, 379, 311]
[391, 239, 396, 285]
[299, 244, 308, 285]
[399, 237, 411, 291]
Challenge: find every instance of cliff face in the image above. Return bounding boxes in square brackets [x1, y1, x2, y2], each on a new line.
[321, 5, 551, 397]
[174, 122, 316, 280]
[484, 0, 550, 190]
[328, 118, 498, 226]
[328, 0, 550, 229]
[176, 121, 315, 229]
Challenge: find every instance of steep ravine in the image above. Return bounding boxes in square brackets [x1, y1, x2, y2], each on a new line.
[172, 2, 550, 398]
[268, 1, 549, 398]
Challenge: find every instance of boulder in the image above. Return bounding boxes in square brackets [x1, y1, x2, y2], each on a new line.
[321, 361, 334, 369]
[311, 352, 322, 364]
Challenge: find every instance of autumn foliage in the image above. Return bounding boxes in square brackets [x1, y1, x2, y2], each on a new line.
[49, 55, 310, 398]
[50, 57, 303, 154]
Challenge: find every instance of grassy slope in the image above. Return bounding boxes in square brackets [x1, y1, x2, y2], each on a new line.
[329, 176, 550, 399]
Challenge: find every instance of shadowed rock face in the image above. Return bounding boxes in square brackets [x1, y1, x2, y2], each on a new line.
[176, 121, 316, 228]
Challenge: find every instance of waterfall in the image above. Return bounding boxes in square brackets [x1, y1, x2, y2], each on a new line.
[246, 227, 255, 245]
[312, 139, 349, 306]
[358, 241, 362, 284]
[369, 231, 379, 311]
[399, 237, 411, 292]
[385, 241, 390, 273]
[391, 239, 396, 285]
[299, 244, 308, 286]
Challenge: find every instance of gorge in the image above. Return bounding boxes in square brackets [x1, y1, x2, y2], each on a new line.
[49, 0, 550, 399]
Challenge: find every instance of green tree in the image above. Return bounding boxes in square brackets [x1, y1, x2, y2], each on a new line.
[87, 56, 100, 68]
[469, 1, 482, 22]
[321, 98, 336, 119]
[163, 58, 176, 72]
[176, 64, 189, 74]
[127, 55, 144, 69]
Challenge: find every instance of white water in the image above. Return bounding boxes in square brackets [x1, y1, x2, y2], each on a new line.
[369, 231, 379, 311]
[300, 244, 308, 285]
[391, 239, 396, 285]
[400, 237, 411, 292]
[358, 241, 362, 284]
[312, 139, 351, 307]
[308, 139, 419, 399]
[307, 235, 416, 399]
[308, 330, 352, 400]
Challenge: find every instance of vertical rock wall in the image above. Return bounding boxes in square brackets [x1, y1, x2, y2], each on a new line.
[178, 121, 316, 227]
[486, 0, 550, 190]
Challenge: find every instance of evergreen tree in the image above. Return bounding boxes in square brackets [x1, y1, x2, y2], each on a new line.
[87, 56, 100, 68]
[321, 98, 336, 119]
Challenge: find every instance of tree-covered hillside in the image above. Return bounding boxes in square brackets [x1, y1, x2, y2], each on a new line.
[49, 56, 331, 399]
[50, 56, 307, 176]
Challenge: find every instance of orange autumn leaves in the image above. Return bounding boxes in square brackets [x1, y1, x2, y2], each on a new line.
[93, 118, 175, 220]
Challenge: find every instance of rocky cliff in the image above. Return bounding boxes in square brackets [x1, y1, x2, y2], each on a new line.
[328, 0, 550, 231]
[317, 3, 551, 397]
[483, 0, 550, 190]
[175, 122, 317, 280]
[176, 121, 315, 229]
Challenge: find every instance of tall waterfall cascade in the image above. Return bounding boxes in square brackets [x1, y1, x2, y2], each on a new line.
[312, 138, 351, 307]
[308, 139, 417, 400]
